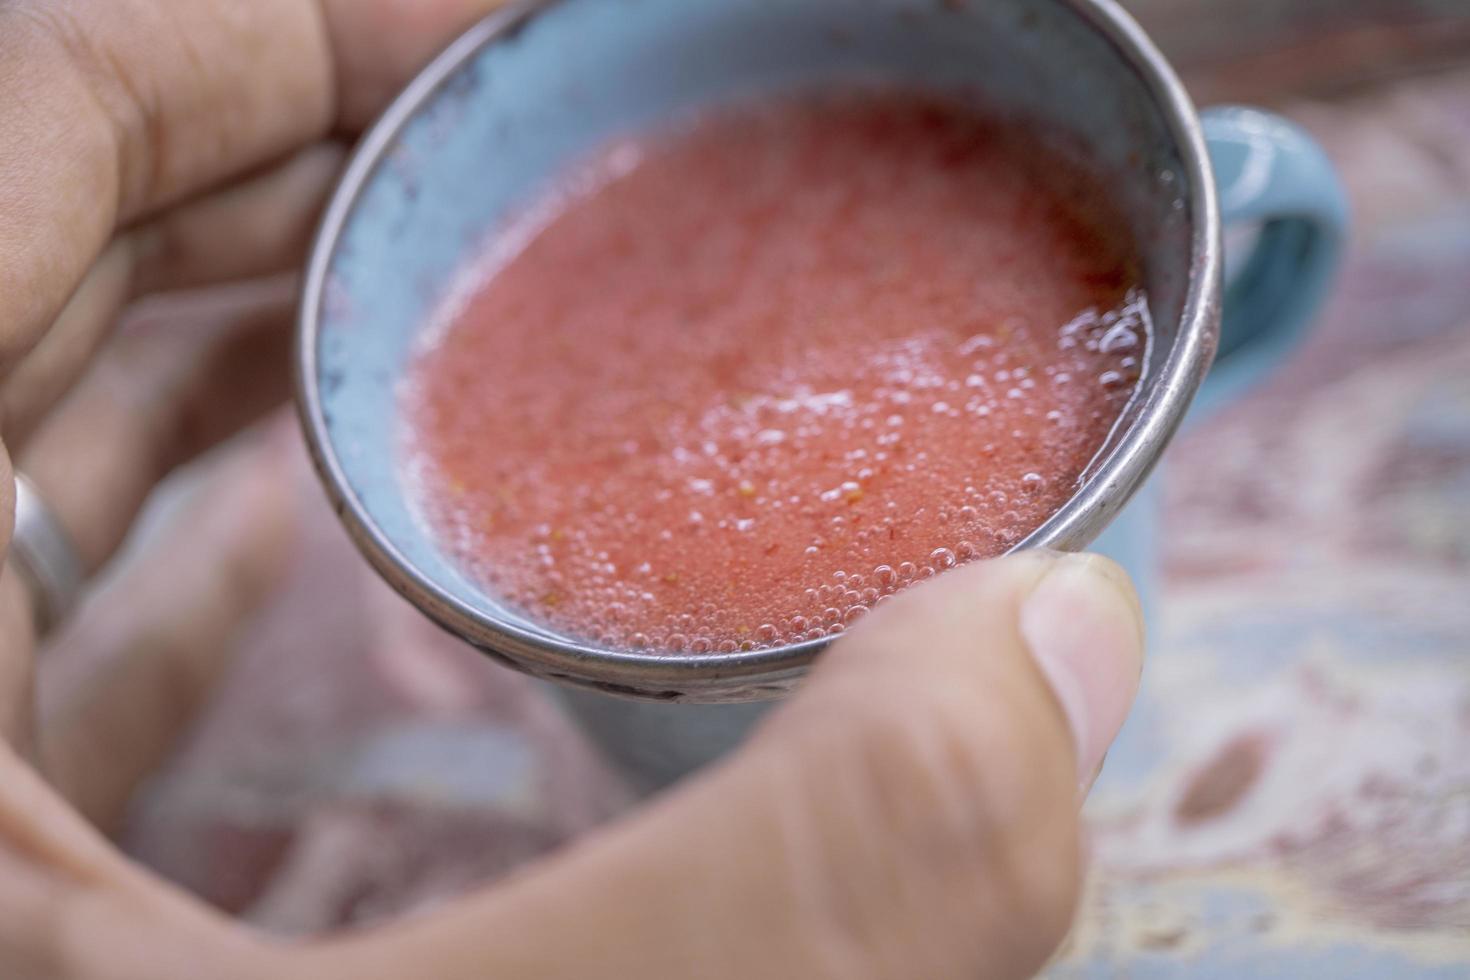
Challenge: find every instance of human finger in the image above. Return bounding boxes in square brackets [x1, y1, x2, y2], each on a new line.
[0, 738, 288, 980]
[0, 0, 512, 373]
[0, 284, 292, 745]
[38, 428, 297, 834]
[0, 145, 343, 447]
[319, 0, 516, 128]
[16, 281, 294, 580]
[291, 552, 1144, 980]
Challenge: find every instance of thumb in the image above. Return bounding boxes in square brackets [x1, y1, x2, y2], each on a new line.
[297, 551, 1144, 980]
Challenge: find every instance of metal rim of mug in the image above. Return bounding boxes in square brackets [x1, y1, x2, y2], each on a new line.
[296, 0, 1221, 701]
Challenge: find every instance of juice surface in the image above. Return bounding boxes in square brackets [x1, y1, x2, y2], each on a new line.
[403, 92, 1148, 653]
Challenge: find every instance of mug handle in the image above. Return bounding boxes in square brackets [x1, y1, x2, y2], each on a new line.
[1192, 106, 1350, 419]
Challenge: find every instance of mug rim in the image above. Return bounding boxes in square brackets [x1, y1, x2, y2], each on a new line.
[296, 0, 1221, 702]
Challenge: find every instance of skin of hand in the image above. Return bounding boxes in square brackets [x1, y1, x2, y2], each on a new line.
[0, 3, 1148, 978]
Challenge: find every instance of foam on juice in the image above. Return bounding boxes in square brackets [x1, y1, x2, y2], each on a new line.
[402, 92, 1149, 653]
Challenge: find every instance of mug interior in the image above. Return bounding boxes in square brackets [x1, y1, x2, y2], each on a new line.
[302, 0, 1206, 695]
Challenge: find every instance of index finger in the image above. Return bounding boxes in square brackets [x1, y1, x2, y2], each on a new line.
[0, 0, 506, 370]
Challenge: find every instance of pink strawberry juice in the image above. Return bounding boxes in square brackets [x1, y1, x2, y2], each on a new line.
[402, 92, 1148, 653]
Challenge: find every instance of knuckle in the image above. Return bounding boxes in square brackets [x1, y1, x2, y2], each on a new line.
[780, 680, 1081, 978]
[12, 0, 155, 207]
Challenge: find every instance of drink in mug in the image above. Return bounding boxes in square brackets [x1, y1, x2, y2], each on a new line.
[403, 91, 1151, 655]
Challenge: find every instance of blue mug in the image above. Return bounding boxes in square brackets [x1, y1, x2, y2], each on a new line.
[1093, 104, 1348, 617]
[297, 0, 1347, 792]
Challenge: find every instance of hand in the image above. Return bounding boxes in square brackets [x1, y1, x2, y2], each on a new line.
[0, 3, 1146, 978]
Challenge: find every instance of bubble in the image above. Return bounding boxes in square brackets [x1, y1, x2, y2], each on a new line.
[805, 545, 820, 556]
[630, 633, 650, 649]
[930, 547, 957, 569]
[1099, 325, 1139, 353]
[716, 639, 738, 653]
[823, 607, 843, 625]
[756, 624, 779, 643]
[1022, 473, 1046, 494]
[789, 615, 809, 632]
[898, 562, 918, 581]
[874, 564, 897, 587]
[860, 587, 879, 603]
[1099, 370, 1127, 389]
[667, 633, 689, 650]
[690, 637, 712, 653]
[918, 565, 937, 579]
[956, 540, 978, 560]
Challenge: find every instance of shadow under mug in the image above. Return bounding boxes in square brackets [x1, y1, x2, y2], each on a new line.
[297, 0, 1347, 793]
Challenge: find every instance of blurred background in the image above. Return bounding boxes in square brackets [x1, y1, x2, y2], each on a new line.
[35, 1, 1470, 976]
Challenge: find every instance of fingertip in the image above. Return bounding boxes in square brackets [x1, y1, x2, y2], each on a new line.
[827, 549, 1145, 793]
[1019, 553, 1145, 791]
